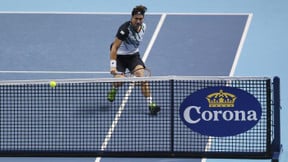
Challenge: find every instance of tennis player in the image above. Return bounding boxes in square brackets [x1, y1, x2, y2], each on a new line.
[107, 5, 160, 115]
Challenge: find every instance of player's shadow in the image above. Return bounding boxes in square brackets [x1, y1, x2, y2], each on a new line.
[68, 98, 114, 118]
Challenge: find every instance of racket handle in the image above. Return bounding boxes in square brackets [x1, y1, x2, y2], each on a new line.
[115, 71, 124, 75]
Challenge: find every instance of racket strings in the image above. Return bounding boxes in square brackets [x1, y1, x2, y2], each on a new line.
[128, 68, 151, 77]
[127, 68, 151, 86]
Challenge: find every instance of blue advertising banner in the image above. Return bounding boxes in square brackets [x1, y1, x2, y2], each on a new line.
[179, 86, 262, 137]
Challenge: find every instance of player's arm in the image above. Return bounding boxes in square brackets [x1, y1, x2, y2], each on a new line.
[110, 37, 122, 75]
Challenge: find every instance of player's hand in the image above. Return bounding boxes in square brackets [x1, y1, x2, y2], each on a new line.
[110, 67, 117, 75]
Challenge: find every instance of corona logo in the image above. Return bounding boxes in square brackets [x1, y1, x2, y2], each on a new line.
[206, 90, 236, 107]
[182, 106, 258, 124]
[179, 86, 262, 137]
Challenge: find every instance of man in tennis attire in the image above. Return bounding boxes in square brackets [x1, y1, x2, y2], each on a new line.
[107, 5, 160, 115]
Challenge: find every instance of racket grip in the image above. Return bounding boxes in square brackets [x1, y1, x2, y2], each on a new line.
[115, 71, 124, 75]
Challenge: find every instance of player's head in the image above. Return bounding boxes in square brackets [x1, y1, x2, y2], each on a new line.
[131, 5, 147, 17]
[131, 5, 147, 31]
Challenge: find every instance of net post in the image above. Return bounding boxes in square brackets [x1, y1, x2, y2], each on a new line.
[169, 79, 174, 155]
[271, 76, 282, 162]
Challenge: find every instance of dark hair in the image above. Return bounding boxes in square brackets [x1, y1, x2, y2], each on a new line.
[131, 5, 147, 16]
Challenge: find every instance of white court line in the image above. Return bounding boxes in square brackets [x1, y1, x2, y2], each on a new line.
[201, 14, 253, 162]
[229, 13, 253, 77]
[98, 83, 135, 150]
[142, 13, 167, 63]
[95, 14, 166, 162]
[0, 11, 251, 16]
[0, 70, 110, 74]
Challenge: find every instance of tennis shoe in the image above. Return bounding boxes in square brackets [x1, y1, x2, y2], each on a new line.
[107, 87, 117, 102]
[149, 102, 160, 115]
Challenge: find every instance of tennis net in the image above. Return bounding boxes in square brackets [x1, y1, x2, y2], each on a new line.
[0, 76, 281, 160]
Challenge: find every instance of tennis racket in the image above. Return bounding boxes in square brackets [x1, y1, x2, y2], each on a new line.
[116, 68, 151, 86]
[117, 67, 151, 78]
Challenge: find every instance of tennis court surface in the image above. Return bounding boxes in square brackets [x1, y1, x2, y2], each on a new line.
[0, 13, 281, 162]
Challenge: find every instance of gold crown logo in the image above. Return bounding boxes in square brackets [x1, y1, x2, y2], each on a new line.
[206, 89, 237, 107]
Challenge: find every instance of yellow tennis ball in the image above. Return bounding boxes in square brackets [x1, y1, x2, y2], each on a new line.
[50, 81, 57, 88]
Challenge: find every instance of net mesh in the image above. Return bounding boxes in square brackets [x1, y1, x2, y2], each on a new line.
[0, 76, 273, 157]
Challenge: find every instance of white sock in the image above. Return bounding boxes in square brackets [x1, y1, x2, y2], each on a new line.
[146, 96, 153, 104]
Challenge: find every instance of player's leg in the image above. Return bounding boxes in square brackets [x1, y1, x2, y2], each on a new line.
[140, 80, 160, 115]
[132, 65, 150, 96]
[130, 56, 160, 115]
[107, 74, 125, 102]
[107, 56, 126, 102]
